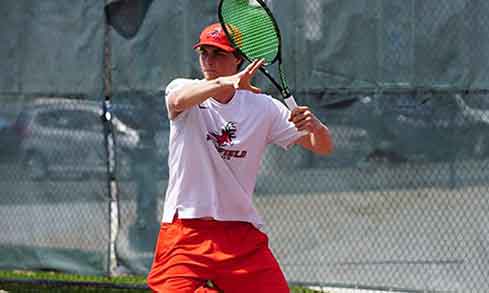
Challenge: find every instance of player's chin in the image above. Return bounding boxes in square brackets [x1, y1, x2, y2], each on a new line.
[203, 71, 218, 80]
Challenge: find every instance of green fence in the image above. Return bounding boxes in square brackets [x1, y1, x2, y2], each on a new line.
[1, 1, 489, 292]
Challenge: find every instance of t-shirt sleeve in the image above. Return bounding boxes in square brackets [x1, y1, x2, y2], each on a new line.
[163, 78, 195, 121]
[266, 98, 305, 149]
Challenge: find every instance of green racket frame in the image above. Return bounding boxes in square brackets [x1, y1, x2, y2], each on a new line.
[218, 0, 298, 109]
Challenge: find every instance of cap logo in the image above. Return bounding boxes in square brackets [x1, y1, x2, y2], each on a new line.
[208, 28, 223, 41]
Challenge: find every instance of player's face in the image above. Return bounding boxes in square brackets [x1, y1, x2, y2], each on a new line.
[197, 46, 241, 80]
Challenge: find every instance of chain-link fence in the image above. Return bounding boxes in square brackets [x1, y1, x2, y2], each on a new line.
[1, 0, 489, 292]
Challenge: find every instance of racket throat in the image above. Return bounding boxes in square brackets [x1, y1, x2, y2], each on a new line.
[281, 89, 291, 99]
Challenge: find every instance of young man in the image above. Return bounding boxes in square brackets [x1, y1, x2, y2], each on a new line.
[147, 23, 333, 293]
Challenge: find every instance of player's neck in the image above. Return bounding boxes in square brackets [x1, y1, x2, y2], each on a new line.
[212, 81, 236, 104]
[212, 93, 234, 104]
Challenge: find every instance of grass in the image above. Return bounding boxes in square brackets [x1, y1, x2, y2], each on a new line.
[0, 270, 321, 292]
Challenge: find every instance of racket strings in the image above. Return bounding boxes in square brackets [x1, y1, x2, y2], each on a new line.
[220, 0, 280, 63]
[229, 25, 278, 61]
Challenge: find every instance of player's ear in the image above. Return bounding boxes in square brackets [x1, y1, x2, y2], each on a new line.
[234, 54, 244, 70]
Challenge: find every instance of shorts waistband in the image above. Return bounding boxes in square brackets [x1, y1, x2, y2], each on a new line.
[168, 212, 251, 229]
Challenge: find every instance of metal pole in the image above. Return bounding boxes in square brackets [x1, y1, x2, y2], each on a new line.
[103, 0, 119, 277]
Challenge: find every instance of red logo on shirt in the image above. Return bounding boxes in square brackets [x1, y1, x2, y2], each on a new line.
[207, 122, 247, 160]
[207, 122, 236, 147]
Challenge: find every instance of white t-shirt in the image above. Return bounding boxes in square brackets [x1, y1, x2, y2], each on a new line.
[162, 78, 304, 228]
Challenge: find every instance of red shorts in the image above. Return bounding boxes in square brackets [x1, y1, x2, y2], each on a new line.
[146, 217, 289, 293]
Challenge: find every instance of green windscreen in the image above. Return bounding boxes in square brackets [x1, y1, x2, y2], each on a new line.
[219, 0, 280, 64]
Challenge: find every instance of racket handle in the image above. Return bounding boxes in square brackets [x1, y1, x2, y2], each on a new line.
[284, 95, 298, 110]
[284, 95, 308, 136]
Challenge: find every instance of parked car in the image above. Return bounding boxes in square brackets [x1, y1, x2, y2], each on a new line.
[0, 117, 8, 129]
[11, 98, 142, 180]
[0, 107, 30, 163]
[0, 115, 16, 162]
[110, 101, 170, 178]
[330, 94, 489, 162]
[302, 92, 489, 167]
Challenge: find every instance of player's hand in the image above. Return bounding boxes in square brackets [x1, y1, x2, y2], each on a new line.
[289, 106, 323, 134]
[221, 59, 264, 93]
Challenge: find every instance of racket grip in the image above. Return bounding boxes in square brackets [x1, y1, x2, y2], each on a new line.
[284, 95, 298, 110]
[284, 95, 308, 136]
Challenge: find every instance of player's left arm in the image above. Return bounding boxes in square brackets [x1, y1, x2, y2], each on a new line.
[290, 106, 334, 155]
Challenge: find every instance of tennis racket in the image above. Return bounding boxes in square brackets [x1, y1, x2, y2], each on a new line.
[218, 0, 299, 110]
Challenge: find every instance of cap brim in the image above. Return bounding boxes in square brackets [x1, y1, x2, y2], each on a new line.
[193, 42, 236, 53]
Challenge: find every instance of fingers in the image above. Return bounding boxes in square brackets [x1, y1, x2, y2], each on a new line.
[289, 106, 320, 132]
[250, 58, 265, 74]
[243, 58, 265, 76]
[288, 106, 309, 123]
[250, 85, 262, 94]
[293, 117, 315, 132]
[249, 60, 263, 90]
[235, 59, 264, 92]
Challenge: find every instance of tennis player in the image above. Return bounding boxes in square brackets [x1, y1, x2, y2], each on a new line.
[147, 23, 333, 293]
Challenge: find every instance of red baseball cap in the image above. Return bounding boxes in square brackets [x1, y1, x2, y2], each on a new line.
[193, 23, 236, 53]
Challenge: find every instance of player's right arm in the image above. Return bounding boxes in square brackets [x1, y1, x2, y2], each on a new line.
[167, 78, 234, 120]
[167, 59, 264, 120]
